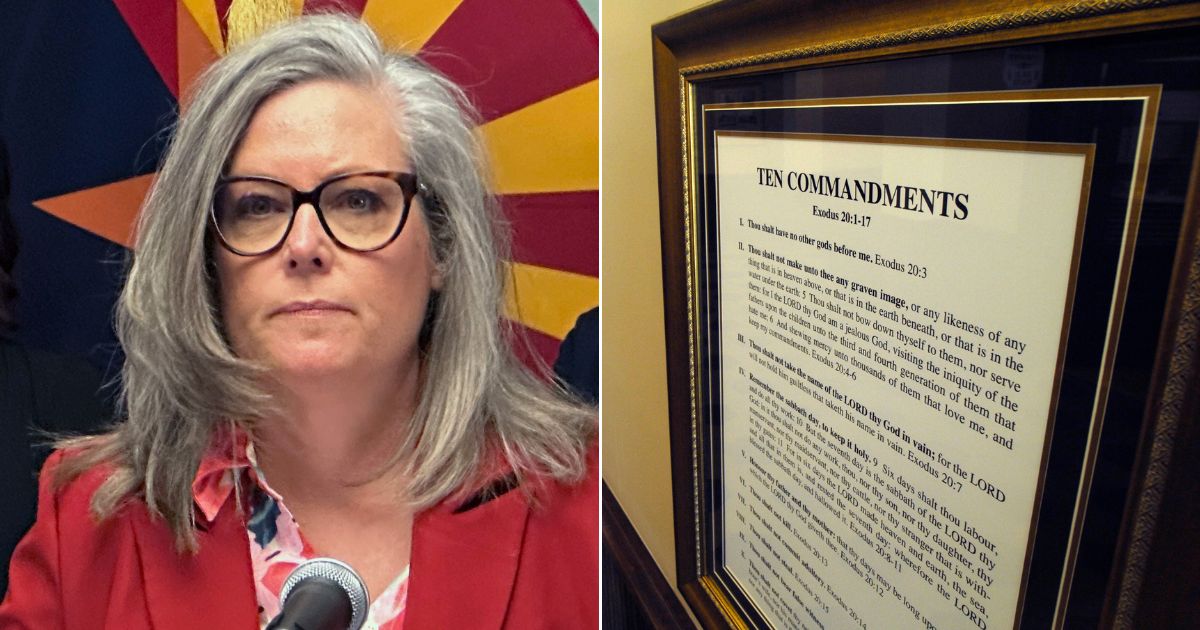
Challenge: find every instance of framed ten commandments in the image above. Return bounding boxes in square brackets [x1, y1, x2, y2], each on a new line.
[652, 2, 1200, 628]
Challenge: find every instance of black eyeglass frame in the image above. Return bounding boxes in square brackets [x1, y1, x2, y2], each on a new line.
[210, 170, 422, 256]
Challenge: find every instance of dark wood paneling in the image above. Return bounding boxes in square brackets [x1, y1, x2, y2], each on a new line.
[602, 482, 696, 629]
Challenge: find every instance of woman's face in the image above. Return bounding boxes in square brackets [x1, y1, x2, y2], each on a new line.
[215, 80, 440, 384]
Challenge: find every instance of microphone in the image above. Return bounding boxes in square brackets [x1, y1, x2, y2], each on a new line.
[265, 557, 370, 630]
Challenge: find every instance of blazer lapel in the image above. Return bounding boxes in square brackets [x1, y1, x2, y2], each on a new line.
[406, 489, 531, 629]
[130, 496, 259, 629]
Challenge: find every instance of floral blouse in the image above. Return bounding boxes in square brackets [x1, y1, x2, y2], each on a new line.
[192, 430, 409, 629]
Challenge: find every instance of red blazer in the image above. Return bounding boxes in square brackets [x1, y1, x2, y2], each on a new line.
[0, 449, 598, 629]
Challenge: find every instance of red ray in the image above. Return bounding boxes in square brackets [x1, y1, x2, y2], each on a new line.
[113, 0, 179, 98]
[303, 0, 366, 14]
[215, 0, 232, 43]
[422, 0, 597, 122]
[502, 191, 597, 277]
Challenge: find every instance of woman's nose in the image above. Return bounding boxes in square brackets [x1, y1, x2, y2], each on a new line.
[283, 204, 334, 270]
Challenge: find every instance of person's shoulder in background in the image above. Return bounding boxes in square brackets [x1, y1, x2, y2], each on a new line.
[1, 339, 108, 431]
[554, 306, 598, 405]
[0, 338, 109, 597]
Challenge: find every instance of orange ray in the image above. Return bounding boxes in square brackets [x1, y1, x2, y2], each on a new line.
[178, 0, 221, 104]
[33, 174, 154, 248]
[181, 0, 225, 54]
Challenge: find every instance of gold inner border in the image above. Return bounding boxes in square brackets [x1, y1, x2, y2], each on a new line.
[700, 575, 754, 630]
[1050, 86, 1159, 628]
[682, 86, 1160, 629]
[682, 73, 704, 578]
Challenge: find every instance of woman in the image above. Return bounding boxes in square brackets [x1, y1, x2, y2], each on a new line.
[0, 14, 596, 629]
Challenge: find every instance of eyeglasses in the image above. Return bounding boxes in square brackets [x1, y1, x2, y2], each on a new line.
[211, 171, 420, 256]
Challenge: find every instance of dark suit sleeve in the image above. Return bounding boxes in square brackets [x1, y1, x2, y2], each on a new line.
[0, 343, 107, 597]
[25, 347, 109, 440]
[0, 450, 66, 630]
[552, 307, 598, 404]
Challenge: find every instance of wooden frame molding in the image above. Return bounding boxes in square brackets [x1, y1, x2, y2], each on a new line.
[651, 1, 1200, 627]
[602, 483, 696, 628]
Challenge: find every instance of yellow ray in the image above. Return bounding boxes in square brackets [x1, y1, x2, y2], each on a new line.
[181, 0, 224, 54]
[505, 263, 598, 340]
[482, 79, 598, 195]
[33, 174, 154, 248]
[362, 0, 462, 52]
[225, 0, 300, 49]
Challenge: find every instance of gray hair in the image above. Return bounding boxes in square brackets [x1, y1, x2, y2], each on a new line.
[59, 14, 595, 550]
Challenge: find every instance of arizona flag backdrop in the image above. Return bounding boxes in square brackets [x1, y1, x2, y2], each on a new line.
[0, 0, 598, 378]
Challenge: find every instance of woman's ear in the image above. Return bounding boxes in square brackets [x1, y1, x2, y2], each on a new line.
[430, 262, 444, 291]
[418, 287, 441, 350]
[417, 188, 448, 293]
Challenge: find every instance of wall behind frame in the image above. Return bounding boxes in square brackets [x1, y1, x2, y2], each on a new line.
[601, 0, 708, 614]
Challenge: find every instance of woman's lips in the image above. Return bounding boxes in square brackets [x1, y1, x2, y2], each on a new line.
[271, 300, 353, 316]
